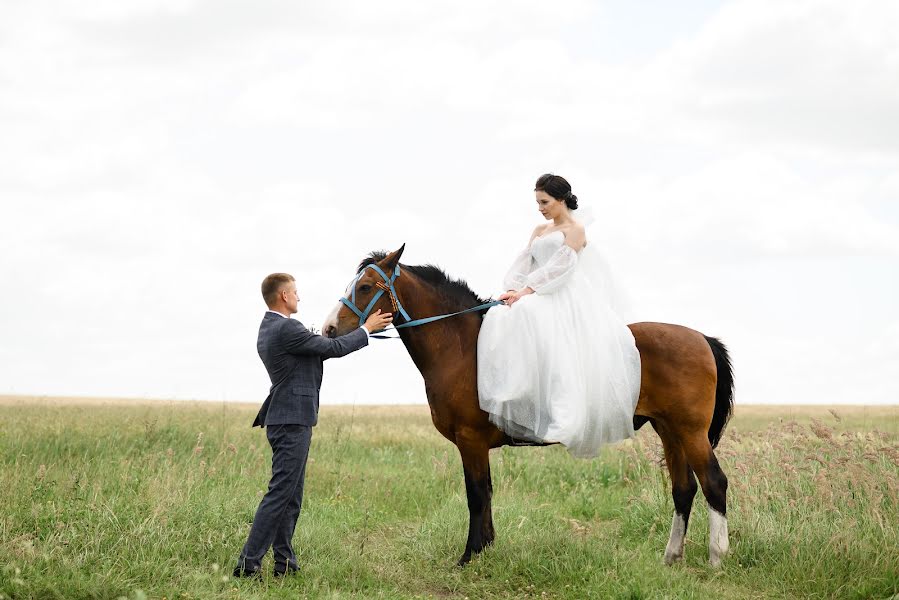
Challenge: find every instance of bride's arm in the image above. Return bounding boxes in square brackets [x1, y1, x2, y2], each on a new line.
[501, 249, 533, 292]
[564, 223, 586, 251]
[504, 225, 583, 304]
[501, 225, 545, 292]
[524, 244, 578, 295]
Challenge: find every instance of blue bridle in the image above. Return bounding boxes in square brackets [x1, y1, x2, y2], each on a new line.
[339, 264, 503, 338]
[340, 263, 412, 326]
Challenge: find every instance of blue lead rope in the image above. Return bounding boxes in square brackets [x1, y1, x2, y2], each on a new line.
[340, 263, 504, 339]
[369, 300, 504, 339]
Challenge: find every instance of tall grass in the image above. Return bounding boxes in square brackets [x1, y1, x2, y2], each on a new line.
[0, 400, 896, 599]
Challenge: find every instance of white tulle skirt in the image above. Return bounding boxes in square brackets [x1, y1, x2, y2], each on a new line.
[477, 255, 642, 458]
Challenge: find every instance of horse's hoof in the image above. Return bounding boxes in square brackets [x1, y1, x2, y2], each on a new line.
[663, 552, 683, 566]
[456, 554, 471, 568]
[709, 540, 728, 568]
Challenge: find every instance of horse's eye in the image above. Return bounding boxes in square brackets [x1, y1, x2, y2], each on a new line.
[359, 284, 372, 293]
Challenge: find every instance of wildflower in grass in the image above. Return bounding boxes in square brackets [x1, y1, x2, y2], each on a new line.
[568, 518, 588, 536]
[810, 418, 833, 440]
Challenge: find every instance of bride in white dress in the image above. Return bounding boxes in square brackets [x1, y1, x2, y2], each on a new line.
[477, 174, 642, 458]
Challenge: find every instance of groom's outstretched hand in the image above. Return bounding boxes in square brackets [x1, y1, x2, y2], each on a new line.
[364, 309, 393, 333]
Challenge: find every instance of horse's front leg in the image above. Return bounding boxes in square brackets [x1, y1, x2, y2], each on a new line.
[455, 432, 494, 567]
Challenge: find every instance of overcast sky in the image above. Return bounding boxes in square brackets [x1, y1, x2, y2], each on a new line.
[1, 0, 897, 406]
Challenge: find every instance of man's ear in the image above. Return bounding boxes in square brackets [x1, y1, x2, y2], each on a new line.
[380, 243, 406, 272]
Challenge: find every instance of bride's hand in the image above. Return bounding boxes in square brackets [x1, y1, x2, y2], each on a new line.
[500, 288, 534, 306]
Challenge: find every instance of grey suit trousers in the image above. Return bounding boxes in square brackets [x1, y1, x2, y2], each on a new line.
[237, 424, 312, 570]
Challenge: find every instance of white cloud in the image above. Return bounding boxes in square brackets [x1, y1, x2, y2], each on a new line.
[656, 0, 899, 157]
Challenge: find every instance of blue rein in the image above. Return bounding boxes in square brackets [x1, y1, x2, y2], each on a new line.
[339, 264, 503, 339]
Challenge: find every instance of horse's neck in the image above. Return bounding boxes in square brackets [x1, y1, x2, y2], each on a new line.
[395, 280, 481, 378]
[400, 317, 481, 375]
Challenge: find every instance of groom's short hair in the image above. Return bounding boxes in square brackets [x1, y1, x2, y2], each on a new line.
[261, 273, 295, 308]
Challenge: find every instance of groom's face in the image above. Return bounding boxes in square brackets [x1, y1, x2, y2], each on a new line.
[282, 282, 299, 315]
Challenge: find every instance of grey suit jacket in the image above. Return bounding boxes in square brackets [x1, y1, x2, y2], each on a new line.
[252, 312, 369, 427]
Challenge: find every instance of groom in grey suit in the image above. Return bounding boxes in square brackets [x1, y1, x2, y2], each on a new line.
[234, 272, 391, 578]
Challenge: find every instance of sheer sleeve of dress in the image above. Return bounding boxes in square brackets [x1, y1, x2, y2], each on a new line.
[525, 245, 578, 295]
[502, 247, 536, 291]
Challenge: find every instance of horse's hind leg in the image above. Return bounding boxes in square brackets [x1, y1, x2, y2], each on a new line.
[683, 436, 730, 567]
[455, 433, 494, 567]
[657, 428, 698, 565]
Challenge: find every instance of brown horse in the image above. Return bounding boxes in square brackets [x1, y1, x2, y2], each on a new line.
[323, 245, 734, 567]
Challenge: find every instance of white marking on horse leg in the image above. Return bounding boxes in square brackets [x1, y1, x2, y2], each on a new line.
[664, 512, 687, 565]
[708, 507, 729, 568]
[322, 302, 341, 333]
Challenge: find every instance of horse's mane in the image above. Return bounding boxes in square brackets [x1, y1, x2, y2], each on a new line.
[358, 251, 491, 316]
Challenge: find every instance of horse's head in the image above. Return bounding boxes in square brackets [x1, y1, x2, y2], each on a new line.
[323, 244, 406, 338]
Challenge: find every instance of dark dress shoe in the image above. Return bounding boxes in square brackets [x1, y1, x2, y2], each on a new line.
[232, 565, 262, 579]
[273, 563, 300, 577]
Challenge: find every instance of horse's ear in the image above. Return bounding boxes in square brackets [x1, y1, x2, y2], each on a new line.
[381, 243, 405, 271]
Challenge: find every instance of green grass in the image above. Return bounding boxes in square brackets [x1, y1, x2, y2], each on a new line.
[1, 399, 897, 599]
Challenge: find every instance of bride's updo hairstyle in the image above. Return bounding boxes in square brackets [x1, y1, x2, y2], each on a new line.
[535, 173, 578, 210]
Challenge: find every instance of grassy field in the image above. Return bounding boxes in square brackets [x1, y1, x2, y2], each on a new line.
[0, 397, 896, 599]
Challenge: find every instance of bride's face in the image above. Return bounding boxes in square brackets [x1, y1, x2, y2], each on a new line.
[535, 190, 565, 220]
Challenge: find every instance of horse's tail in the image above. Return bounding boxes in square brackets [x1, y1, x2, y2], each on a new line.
[704, 336, 734, 449]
